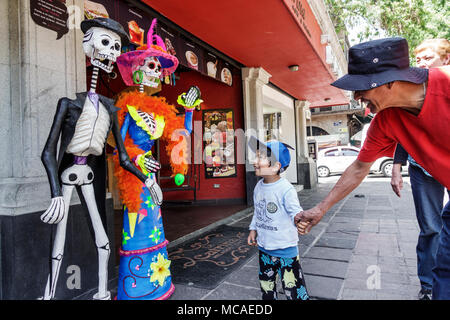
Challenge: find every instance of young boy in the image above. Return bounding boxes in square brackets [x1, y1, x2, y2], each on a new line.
[247, 136, 310, 300]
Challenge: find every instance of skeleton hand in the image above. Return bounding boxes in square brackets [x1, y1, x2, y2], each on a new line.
[177, 86, 202, 111]
[135, 154, 161, 174]
[40, 197, 65, 224]
[145, 178, 163, 206]
[143, 155, 161, 173]
[183, 86, 201, 107]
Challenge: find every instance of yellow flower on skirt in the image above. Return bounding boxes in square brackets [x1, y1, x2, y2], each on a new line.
[150, 253, 171, 286]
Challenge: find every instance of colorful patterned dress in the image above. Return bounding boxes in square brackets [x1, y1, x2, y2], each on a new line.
[113, 91, 187, 300]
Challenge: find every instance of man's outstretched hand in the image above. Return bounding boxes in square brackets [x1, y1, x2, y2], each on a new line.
[294, 206, 326, 234]
[390, 163, 403, 198]
[294, 160, 372, 235]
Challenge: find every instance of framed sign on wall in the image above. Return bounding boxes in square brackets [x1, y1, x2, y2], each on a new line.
[203, 109, 237, 179]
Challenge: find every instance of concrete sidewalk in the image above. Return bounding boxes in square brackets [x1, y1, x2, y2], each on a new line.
[167, 175, 424, 300]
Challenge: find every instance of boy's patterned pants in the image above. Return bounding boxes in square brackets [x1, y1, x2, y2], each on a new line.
[258, 250, 310, 300]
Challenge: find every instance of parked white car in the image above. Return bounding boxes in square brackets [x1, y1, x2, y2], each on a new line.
[316, 146, 402, 178]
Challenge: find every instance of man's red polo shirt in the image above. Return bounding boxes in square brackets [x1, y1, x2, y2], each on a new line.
[357, 66, 450, 188]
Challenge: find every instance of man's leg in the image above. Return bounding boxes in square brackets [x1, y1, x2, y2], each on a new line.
[432, 200, 450, 299]
[409, 165, 444, 295]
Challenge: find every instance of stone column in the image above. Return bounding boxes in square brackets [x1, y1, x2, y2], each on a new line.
[1, 0, 86, 216]
[295, 100, 317, 189]
[241, 67, 271, 205]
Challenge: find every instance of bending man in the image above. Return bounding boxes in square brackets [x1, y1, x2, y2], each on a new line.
[295, 37, 450, 300]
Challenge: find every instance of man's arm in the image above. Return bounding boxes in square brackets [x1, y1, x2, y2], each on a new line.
[390, 163, 403, 197]
[391, 144, 407, 197]
[393, 144, 408, 165]
[296, 159, 373, 233]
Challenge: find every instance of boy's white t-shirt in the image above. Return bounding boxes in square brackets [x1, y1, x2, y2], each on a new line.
[249, 177, 302, 251]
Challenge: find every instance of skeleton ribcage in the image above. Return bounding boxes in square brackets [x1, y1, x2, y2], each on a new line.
[137, 110, 157, 136]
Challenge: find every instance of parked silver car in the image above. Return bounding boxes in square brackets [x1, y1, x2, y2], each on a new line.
[316, 146, 404, 178]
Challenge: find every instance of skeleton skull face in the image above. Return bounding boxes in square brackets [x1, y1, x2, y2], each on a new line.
[133, 56, 162, 88]
[83, 27, 122, 73]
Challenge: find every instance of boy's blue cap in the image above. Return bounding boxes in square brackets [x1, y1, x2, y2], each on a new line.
[248, 136, 294, 171]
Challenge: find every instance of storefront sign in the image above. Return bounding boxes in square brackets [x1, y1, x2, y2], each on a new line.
[154, 23, 234, 86]
[203, 109, 237, 179]
[30, 0, 69, 39]
[84, 0, 235, 86]
[283, 0, 312, 39]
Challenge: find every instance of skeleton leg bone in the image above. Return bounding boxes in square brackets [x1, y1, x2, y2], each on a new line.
[42, 184, 74, 300]
[81, 183, 111, 300]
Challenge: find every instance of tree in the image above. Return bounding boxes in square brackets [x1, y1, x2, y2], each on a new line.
[325, 0, 449, 62]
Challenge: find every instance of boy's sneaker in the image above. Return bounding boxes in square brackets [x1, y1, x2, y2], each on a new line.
[418, 288, 432, 300]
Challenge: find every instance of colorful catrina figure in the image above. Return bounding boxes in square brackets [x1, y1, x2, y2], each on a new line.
[113, 19, 200, 300]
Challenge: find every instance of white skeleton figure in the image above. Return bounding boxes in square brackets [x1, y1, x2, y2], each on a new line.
[40, 19, 162, 300]
[133, 56, 162, 91]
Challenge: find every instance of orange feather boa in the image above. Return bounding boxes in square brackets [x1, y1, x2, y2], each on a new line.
[113, 91, 189, 212]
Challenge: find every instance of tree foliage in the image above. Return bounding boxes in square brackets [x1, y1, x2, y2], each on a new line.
[325, 0, 449, 60]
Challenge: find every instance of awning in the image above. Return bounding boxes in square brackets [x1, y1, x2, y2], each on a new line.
[141, 0, 349, 107]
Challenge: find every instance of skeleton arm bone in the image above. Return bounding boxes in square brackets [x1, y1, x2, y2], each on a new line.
[112, 112, 163, 205]
[120, 113, 161, 174]
[41, 98, 69, 198]
[40, 98, 70, 224]
[112, 112, 148, 183]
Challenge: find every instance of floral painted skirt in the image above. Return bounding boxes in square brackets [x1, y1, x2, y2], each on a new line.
[117, 184, 174, 300]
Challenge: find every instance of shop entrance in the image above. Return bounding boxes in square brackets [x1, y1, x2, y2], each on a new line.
[110, 67, 248, 265]
[81, 0, 248, 267]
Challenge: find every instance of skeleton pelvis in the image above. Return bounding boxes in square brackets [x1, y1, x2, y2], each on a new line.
[61, 164, 94, 185]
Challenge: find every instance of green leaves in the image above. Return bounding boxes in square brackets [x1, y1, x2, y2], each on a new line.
[325, 0, 449, 63]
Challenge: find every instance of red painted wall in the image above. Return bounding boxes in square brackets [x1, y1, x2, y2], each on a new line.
[159, 70, 246, 202]
[88, 61, 246, 203]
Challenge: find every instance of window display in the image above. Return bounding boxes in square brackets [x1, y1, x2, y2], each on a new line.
[203, 109, 237, 178]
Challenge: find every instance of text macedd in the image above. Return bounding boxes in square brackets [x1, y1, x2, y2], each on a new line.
[177, 304, 273, 317]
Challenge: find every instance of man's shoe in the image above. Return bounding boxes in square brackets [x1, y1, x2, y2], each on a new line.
[418, 288, 432, 300]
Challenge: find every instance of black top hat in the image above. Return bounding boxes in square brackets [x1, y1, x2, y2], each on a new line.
[81, 18, 130, 46]
[331, 37, 428, 91]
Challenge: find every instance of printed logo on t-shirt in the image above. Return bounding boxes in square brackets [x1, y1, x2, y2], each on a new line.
[266, 202, 278, 214]
[255, 199, 273, 223]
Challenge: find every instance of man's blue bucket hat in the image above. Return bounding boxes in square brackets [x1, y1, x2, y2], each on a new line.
[331, 37, 428, 91]
[248, 136, 294, 172]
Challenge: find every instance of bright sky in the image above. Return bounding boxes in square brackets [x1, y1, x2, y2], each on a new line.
[346, 16, 387, 46]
